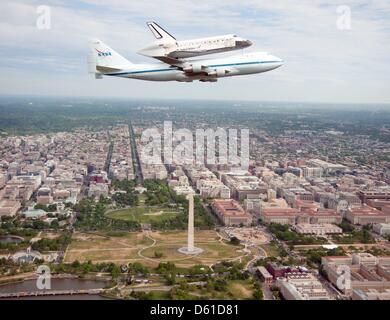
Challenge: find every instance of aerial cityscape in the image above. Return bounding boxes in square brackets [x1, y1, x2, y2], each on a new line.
[1, 97, 390, 301]
[1, 0, 390, 311]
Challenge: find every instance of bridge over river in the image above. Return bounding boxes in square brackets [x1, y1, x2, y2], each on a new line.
[0, 288, 104, 299]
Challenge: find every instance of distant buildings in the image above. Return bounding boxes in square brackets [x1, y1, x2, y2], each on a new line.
[276, 272, 330, 300]
[245, 197, 286, 215]
[283, 188, 314, 205]
[185, 166, 230, 199]
[373, 223, 390, 236]
[36, 187, 53, 205]
[344, 205, 390, 225]
[367, 199, 390, 210]
[358, 190, 390, 204]
[352, 288, 390, 300]
[322, 253, 390, 299]
[173, 186, 196, 196]
[260, 207, 342, 225]
[142, 164, 168, 180]
[108, 125, 135, 181]
[0, 200, 21, 217]
[88, 182, 109, 199]
[136, 132, 167, 180]
[262, 262, 330, 300]
[266, 263, 304, 279]
[0, 125, 139, 218]
[291, 223, 342, 235]
[221, 172, 266, 200]
[87, 170, 110, 199]
[256, 266, 273, 284]
[306, 159, 347, 175]
[211, 199, 252, 226]
[168, 166, 195, 196]
[302, 167, 323, 179]
[0, 172, 5, 189]
[260, 208, 300, 225]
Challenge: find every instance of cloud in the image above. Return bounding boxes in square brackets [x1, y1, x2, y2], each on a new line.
[0, 0, 389, 103]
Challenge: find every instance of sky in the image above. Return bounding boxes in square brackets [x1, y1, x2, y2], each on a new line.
[0, 0, 390, 104]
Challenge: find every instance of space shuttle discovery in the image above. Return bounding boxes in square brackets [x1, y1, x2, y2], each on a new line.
[88, 22, 283, 83]
[137, 21, 252, 61]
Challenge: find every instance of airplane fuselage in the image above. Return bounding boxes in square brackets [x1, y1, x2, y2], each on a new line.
[104, 52, 283, 82]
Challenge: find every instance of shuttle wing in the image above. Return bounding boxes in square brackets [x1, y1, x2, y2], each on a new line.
[153, 56, 182, 66]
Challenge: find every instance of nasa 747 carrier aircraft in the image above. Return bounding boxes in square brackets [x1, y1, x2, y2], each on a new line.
[88, 25, 283, 83]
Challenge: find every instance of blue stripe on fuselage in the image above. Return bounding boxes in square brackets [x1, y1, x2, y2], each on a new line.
[106, 60, 282, 76]
[207, 61, 282, 68]
[106, 67, 178, 76]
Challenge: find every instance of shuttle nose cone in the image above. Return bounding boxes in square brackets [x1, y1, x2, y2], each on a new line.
[236, 38, 252, 48]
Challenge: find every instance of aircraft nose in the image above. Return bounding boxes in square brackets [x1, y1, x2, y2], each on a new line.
[270, 55, 284, 68]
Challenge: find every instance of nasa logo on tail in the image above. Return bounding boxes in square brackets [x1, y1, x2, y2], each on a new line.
[96, 49, 112, 57]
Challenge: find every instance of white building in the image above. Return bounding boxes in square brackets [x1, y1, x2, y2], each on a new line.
[292, 223, 342, 235]
[302, 167, 323, 178]
[373, 223, 390, 236]
[276, 273, 330, 300]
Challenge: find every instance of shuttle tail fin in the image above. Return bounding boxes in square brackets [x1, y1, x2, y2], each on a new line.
[146, 21, 176, 42]
[89, 38, 132, 73]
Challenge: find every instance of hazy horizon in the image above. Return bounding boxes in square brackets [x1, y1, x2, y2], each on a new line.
[2, 93, 390, 108]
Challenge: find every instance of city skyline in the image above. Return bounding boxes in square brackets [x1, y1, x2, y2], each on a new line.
[1, 98, 390, 301]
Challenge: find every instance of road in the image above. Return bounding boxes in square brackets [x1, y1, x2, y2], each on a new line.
[128, 122, 143, 185]
[261, 282, 274, 300]
[104, 139, 114, 173]
[126, 281, 207, 293]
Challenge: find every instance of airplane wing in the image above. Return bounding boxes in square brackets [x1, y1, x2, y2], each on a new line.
[151, 56, 227, 78]
[152, 56, 208, 75]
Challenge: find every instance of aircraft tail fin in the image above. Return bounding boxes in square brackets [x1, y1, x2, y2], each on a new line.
[146, 21, 176, 42]
[89, 38, 132, 73]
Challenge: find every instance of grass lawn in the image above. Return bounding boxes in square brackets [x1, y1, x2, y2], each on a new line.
[260, 243, 282, 257]
[106, 206, 182, 224]
[64, 230, 245, 268]
[64, 231, 153, 264]
[226, 279, 254, 299]
[188, 279, 254, 300]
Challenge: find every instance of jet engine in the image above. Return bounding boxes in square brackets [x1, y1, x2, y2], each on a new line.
[207, 69, 229, 77]
[183, 64, 206, 73]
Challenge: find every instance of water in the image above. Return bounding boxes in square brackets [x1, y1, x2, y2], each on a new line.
[3, 294, 112, 300]
[0, 235, 23, 244]
[0, 278, 114, 300]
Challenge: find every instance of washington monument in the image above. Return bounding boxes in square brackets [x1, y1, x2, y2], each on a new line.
[178, 193, 203, 255]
